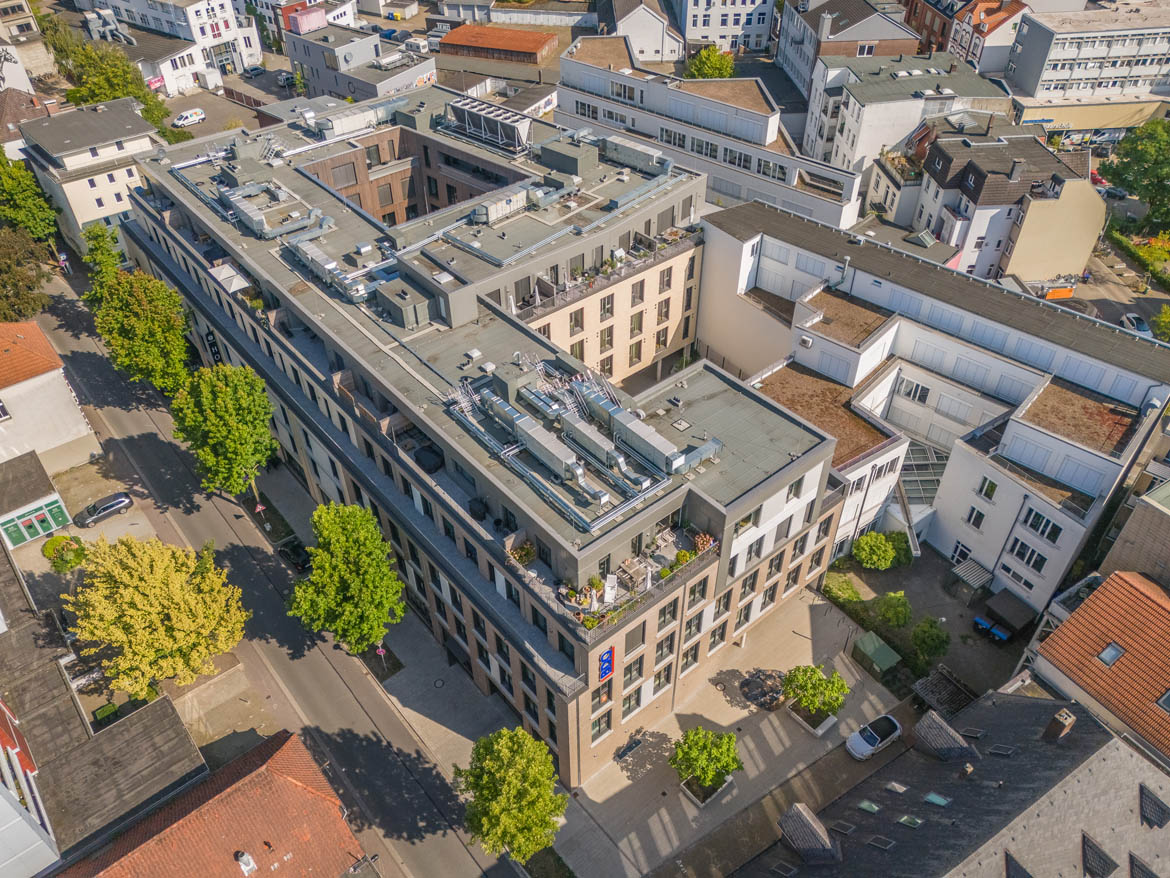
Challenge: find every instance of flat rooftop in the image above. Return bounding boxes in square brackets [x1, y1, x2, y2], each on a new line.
[673, 78, 775, 116]
[969, 425, 1096, 513]
[1028, 1, 1170, 32]
[825, 52, 1009, 105]
[567, 35, 641, 74]
[1020, 377, 1141, 456]
[290, 22, 373, 46]
[758, 362, 891, 467]
[806, 288, 893, 347]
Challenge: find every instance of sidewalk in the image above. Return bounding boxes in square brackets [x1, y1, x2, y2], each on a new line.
[255, 466, 316, 545]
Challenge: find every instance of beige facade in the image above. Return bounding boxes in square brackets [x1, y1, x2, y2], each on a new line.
[1001, 178, 1105, 281]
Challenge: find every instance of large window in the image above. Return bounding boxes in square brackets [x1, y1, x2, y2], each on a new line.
[624, 655, 644, 689]
[622, 688, 642, 719]
[591, 679, 612, 714]
[591, 710, 612, 741]
[655, 632, 676, 665]
[653, 663, 672, 694]
[658, 598, 678, 629]
[1023, 507, 1062, 544]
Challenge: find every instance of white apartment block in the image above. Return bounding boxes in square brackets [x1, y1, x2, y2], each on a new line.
[602, 0, 775, 57]
[558, 36, 865, 227]
[678, 0, 775, 53]
[601, 0, 686, 61]
[698, 201, 1170, 612]
[1004, 0, 1170, 99]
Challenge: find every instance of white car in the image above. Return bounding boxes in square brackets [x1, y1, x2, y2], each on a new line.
[172, 109, 206, 128]
[845, 714, 902, 760]
[1120, 312, 1154, 339]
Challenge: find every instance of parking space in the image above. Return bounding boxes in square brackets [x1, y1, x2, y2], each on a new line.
[221, 65, 297, 104]
[166, 90, 264, 133]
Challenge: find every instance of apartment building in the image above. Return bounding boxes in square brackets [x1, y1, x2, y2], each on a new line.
[774, 0, 919, 98]
[0, 0, 54, 77]
[283, 18, 436, 101]
[803, 51, 1011, 175]
[597, 0, 686, 62]
[698, 200, 1170, 612]
[124, 88, 845, 787]
[19, 97, 157, 254]
[901, 0, 968, 50]
[666, 0, 777, 54]
[947, 0, 1028, 73]
[558, 36, 865, 228]
[910, 116, 1104, 281]
[230, 0, 353, 40]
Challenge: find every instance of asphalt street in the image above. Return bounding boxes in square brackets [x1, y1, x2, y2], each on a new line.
[35, 276, 510, 878]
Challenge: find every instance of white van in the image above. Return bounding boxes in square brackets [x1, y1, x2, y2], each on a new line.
[404, 36, 429, 53]
[172, 109, 206, 128]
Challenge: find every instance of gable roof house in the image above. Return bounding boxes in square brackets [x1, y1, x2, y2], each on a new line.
[598, 0, 686, 61]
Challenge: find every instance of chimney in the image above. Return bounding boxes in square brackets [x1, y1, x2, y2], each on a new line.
[1009, 158, 1024, 181]
[818, 12, 834, 40]
[1041, 708, 1076, 742]
[949, 61, 957, 73]
[235, 851, 257, 876]
[959, 762, 975, 778]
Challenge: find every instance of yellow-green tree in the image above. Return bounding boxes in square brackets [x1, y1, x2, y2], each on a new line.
[64, 537, 250, 698]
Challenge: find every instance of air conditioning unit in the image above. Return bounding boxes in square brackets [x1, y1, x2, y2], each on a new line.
[799, 336, 813, 348]
[798, 0, 809, 11]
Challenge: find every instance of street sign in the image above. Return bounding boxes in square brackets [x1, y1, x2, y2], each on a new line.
[255, 503, 266, 513]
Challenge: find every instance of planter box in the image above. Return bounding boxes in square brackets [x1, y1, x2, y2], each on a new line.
[680, 774, 733, 807]
[787, 702, 838, 738]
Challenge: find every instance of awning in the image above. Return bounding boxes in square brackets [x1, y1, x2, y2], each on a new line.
[952, 558, 993, 590]
[209, 263, 250, 293]
[986, 587, 1038, 633]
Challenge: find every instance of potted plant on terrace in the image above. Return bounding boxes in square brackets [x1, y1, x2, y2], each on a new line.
[669, 726, 743, 806]
[782, 664, 850, 738]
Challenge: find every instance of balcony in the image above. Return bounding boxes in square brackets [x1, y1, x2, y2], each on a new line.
[876, 152, 923, 186]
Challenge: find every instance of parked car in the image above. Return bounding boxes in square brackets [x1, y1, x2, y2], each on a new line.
[1054, 297, 1100, 319]
[277, 538, 312, 573]
[172, 109, 206, 128]
[73, 492, 133, 528]
[1120, 312, 1154, 338]
[276, 70, 296, 87]
[845, 714, 902, 760]
[1104, 186, 1129, 199]
[241, 65, 266, 79]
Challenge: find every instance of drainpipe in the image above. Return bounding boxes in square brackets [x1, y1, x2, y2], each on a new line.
[849, 462, 880, 545]
[989, 492, 1032, 602]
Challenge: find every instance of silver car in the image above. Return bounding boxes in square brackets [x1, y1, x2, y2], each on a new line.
[73, 492, 133, 528]
[846, 714, 902, 760]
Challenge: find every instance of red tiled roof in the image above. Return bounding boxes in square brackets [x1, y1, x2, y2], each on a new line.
[60, 731, 366, 878]
[1036, 571, 1170, 758]
[0, 322, 62, 390]
[953, 0, 1028, 34]
[440, 24, 557, 54]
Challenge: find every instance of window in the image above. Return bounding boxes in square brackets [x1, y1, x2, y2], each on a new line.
[505, 580, 520, 608]
[655, 633, 675, 665]
[625, 621, 645, 654]
[558, 632, 575, 663]
[787, 476, 804, 501]
[761, 584, 777, 608]
[599, 293, 615, 321]
[631, 279, 645, 305]
[629, 340, 643, 366]
[473, 610, 486, 638]
[897, 378, 930, 405]
[688, 576, 708, 608]
[599, 325, 613, 354]
[709, 620, 727, 650]
[740, 571, 758, 600]
[477, 641, 490, 667]
[575, 100, 598, 120]
[495, 633, 510, 663]
[681, 643, 700, 672]
[1009, 538, 1047, 573]
[817, 518, 832, 542]
[569, 308, 585, 335]
[659, 127, 686, 148]
[1157, 690, 1170, 715]
[684, 613, 702, 642]
[624, 655, 644, 689]
[978, 477, 997, 501]
[792, 533, 808, 558]
[443, 518, 456, 542]
[95, 197, 104, 208]
[653, 663, 672, 693]
[1097, 641, 1125, 666]
[591, 680, 612, 713]
[714, 590, 731, 618]
[591, 710, 612, 742]
[768, 551, 786, 576]
[857, 43, 875, 56]
[785, 567, 801, 591]
[546, 688, 556, 717]
[1023, 507, 1062, 544]
[524, 693, 539, 722]
[570, 340, 585, 360]
[522, 663, 537, 694]
[658, 598, 678, 629]
[810, 548, 825, 571]
[659, 267, 672, 293]
[735, 603, 752, 630]
[622, 688, 642, 718]
[600, 355, 613, 377]
[966, 506, 985, 529]
[88, 178, 96, 188]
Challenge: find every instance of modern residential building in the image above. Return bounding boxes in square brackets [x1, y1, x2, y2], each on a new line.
[802, 51, 1011, 176]
[1102, 475, 1170, 587]
[283, 18, 436, 101]
[698, 200, 1170, 612]
[0, 323, 100, 474]
[597, 0, 685, 62]
[231, 0, 354, 41]
[440, 24, 559, 65]
[660, 0, 776, 55]
[1018, 570, 1170, 771]
[774, 0, 919, 98]
[57, 731, 375, 877]
[739, 694, 1170, 876]
[910, 114, 1104, 281]
[0, 0, 54, 78]
[19, 97, 158, 255]
[124, 88, 847, 787]
[947, 0, 1028, 73]
[558, 36, 865, 227]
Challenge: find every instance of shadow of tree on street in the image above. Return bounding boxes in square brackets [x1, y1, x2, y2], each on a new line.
[59, 349, 160, 413]
[93, 432, 205, 517]
[614, 726, 673, 784]
[708, 668, 752, 711]
[217, 541, 322, 661]
[42, 288, 96, 343]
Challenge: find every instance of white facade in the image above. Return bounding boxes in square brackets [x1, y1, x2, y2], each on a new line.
[675, 0, 775, 54]
[911, 172, 1016, 278]
[0, 368, 102, 474]
[775, 1, 820, 98]
[613, 4, 685, 61]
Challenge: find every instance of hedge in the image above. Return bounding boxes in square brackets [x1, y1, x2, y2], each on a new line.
[1107, 227, 1170, 292]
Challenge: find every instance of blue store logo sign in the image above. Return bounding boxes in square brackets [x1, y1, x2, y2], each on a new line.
[599, 647, 614, 683]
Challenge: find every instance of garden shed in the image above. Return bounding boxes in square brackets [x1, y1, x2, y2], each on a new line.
[851, 630, 901, 684]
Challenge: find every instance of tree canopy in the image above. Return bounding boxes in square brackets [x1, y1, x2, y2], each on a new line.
[1108, 118, 1170, 228]
[288, 502, 404, 653]
[0, 226, 50, 321]
[1151, 304, 1170, 342]
[669, 726, 743, 788]
[911, 617, 950, 661]
[852, 531, 896, 570]
[454, 728, 567, 865]
[82, 224, 122, 301]
[875, 590, 912, 628]
[93, 270, 191, 394]
[0, 152, 56, 242]
[685, 46, 735, 79]
[782, 664, 850, 717]
[64, 537, 250, 698]
[171, 364, 277, 495]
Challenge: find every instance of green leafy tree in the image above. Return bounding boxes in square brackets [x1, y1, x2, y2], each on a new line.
[911, 618, 950, 661]
[782, 664, 850, 717]
[63, 537, 250, 698]
[172, 364, 278, 496]
[0, 152, 56, 242]
[1108, 118, 1170, 227]
[1151, 304, 1170, 341]
[94, 270, 190, 394]
[0, 226, 50, 320]
[82, 224, 121, 302]
[886, 531, 913, 567]
[875, 590, 912, 628]
[64, 43, 171, 128]
[293, 69, 307, 96]
[454, 728, 567, 865]
[685, 46, 735, 79]
[852, 531, 895, 570]
[669, 726, 743, 788]
[289, 503, 405, 652]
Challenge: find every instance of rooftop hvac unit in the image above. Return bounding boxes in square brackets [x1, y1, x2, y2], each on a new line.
[448, 97, 532, 152]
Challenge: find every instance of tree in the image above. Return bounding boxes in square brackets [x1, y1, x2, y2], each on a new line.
[886, 530, 913, 567]
[1151, 303, 1170, 342]
[875, 590, 912, 628]
[0, 226, 50, 320]
[288, 502, 405, 653]
[911, 618, 950, 661]
[669, 726, 743, 788]
[293, 69, 307, 96]
[0, 152, 56, 242]
[454, 728, 567, 865]
[64, 43, 171, 129]
[63, 537, 250, 698]
[171, 364, 278, 496]
[94, 270, 191, 394]
[685, 46, 735, 79]
[852, 531, 895, 570]
[82, 224, 121, 302]
[782, 664, 850, 717]
[1108, 118, 1170, 227]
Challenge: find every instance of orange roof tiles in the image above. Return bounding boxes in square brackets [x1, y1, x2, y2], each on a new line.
[60, 731, 367, 878]
[955, 0, 1028, 34]
[0, 322, 62, 390]
[440, 24, 557, 54]
[1037, 572, 1170, 759]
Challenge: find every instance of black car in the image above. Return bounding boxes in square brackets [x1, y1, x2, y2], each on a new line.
[278, 539, 312, 573]
[73, 492, 133, 528]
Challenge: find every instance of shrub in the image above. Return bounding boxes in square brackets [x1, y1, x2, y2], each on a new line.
[875, 590, 912, 628]
[43, 534, 87, 573]
[822, 571, 861, 605]
[669, 726, 743, 788]
[852, 532, 895, 570]
[675, 549, 693, 567]
[509, 541, 536, 566]
[886, 531, 913, 567]
[912, 618, 950, 661]
[782, 664, 850, 717]
[587, 575, 603, 592]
